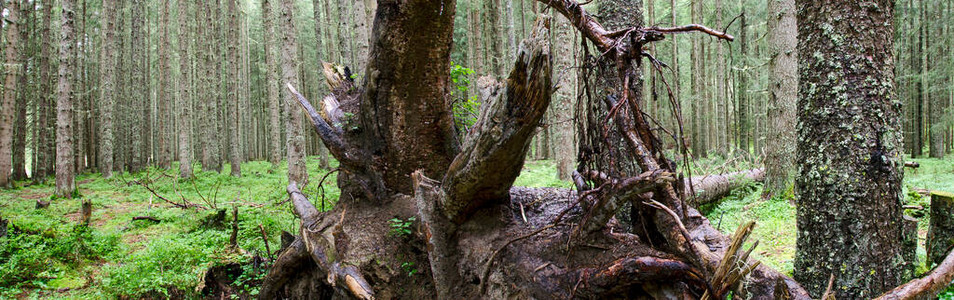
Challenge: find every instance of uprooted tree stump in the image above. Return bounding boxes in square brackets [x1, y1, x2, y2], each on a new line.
[258, 3, 817, 297]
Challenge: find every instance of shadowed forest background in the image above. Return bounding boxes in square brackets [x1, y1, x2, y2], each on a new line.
[1, 0, 954, 298]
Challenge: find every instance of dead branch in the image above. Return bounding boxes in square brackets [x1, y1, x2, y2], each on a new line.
[875, 249, 954, 300]
[132, 216, 161, 223]
[645, 25, 735, 41]
[576, 256, 708, 296]
[260, 184, 373, 299]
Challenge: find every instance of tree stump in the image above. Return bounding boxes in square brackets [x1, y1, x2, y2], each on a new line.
[902, 215, 918, 280]
[928, 191, 954, 266]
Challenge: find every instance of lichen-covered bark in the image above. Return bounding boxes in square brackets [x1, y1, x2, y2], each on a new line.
[927, 191, 954, 266]
[794, 1, 904, 297]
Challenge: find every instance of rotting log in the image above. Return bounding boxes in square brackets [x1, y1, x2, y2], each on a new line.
[875, 249, 954, 300]
[927, 191, 954, 266]
[687, 168, 765, 205]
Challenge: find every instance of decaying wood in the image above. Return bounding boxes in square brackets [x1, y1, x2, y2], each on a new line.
[904, 161, 920, 168]
[928, 191, 954, 266]
[35, 199, 50, 209]
[875, 249, 954, 300]
[441, 17, 553, 223]
[688, 168, 765, 205]
[259, 183, 373, 300]
[269, 0, 818, 298]
[80, 200, 92, 225]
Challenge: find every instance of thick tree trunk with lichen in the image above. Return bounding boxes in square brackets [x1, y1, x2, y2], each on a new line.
[794, 0, 904, 298]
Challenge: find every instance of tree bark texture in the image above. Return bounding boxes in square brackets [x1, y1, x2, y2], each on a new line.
[794, 0, 903, 297]
[279, 0, 307, 185]
[264, 0, 282, 169]
[100, 0, 117, 178]
[763, 0, 798, 199]
[0, 0, 20, 187]
[177, 0, 193, 179]
[56, 0, 76, 198]
[927, 191, 954, 266]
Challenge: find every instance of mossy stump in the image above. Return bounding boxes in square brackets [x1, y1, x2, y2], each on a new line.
[902, 215, 918, 280]
[927, 191, 954, 266]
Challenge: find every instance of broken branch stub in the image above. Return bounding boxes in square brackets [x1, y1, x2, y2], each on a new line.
[440, 15, 553, 224]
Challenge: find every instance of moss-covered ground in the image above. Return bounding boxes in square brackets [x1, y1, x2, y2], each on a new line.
[1, 156, 952, 298]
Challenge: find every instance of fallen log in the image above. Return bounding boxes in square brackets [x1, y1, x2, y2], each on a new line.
[686, 168, 765, 205]
[875, 248, 954, 300]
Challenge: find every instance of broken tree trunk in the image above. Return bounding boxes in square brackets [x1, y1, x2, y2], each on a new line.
[687, 168, 765, 205]
[927, 191, 954, 266]
[264, 1, 814, 298]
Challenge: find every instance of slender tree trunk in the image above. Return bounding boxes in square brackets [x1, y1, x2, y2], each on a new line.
[100, 0, 116, 178]
[56, 0, 77, 198]
[763, 0, 797, 199]
[0, 0, 21, 187]
[227, 0, 242, 177]
[795, 0, 903, 297]
[157, 0, 172, 168]
[338, 0, 352, 67]
[353, 0, 369, 73]
[280, 0, 307, 185]
[552, 11, 576, 180]
[263, 0, 282, 169]
[12, 1, 30, 181]
[177, 0, 193, 178]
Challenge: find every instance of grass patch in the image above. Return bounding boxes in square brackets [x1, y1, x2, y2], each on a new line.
[0, 157, 338, 299]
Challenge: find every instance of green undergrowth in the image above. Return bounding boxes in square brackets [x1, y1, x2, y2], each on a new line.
[0, 157, 338, 299]
[702, 155, 954, 283]
[0, 158, 568, 299]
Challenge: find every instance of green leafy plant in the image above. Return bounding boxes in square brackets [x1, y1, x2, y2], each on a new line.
[449, 62, 480, 133]
[401, 261, 418, 277]
[388, 217, 415, 238]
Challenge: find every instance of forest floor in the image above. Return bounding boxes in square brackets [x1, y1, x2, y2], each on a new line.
[0, 157, 951, 299]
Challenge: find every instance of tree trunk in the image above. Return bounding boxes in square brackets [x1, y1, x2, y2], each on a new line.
[353, 0, 370, 73]
[100, 0, 117, 178]
[794, 0, 903, 297]
[552, 11, 576, 180]
[279, 0, 307, 185]
[157, 0, 172, 169]
[263, 2, 813, 299]
[177, 0, 193, 179]
[0, 0, 21, 188]
[264, 0, 282, 170]
[56, 0, 77, 198]
[763, 0, 797, 199]
[35, 0, 55, 181]
[11, 0, 30, 181]
[688, 168, 765, 206]
[227, 0, 242, 177]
